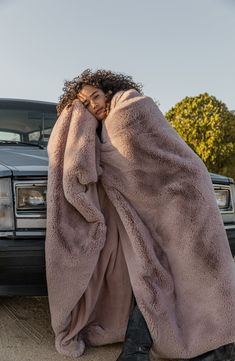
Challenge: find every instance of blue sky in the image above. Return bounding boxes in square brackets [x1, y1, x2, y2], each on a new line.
[0, 0, 234, 113]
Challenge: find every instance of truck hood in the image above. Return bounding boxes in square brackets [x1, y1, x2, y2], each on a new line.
[209, 172, 231, 185]
[0, 146, 48, 176]
[0, 146, 232, 183]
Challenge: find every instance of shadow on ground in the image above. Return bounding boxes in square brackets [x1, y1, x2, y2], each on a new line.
[0, 296, 122, 361]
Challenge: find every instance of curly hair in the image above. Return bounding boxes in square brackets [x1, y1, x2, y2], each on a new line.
[57, 69, 143, 115]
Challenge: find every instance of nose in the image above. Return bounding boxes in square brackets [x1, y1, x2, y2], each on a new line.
[91, 99, 98, 109]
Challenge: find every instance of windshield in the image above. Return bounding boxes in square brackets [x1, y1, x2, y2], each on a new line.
[0, 107, 57, 146]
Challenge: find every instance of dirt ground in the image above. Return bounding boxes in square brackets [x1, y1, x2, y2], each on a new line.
[0, 296, 122, 361]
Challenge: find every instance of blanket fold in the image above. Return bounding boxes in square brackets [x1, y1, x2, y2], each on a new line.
[46, 100, 132, 358]
[46, 90, 235, 360]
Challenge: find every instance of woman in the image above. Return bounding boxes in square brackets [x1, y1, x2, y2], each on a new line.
[46, 69, 235, 361]
[56, 69, 152, 360]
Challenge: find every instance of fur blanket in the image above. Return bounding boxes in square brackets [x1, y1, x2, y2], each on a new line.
[46, 89, 235, 360]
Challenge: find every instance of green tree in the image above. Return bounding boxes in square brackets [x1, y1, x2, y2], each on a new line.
[165, 93, 235, 175]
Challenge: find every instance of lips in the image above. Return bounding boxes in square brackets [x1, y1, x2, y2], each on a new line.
[96, 108, 104, 115]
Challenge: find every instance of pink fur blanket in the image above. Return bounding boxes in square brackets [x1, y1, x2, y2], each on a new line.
[46, 89, 235, 359]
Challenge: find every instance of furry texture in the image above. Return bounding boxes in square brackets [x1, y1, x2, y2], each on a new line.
[46, 90, 235, 359]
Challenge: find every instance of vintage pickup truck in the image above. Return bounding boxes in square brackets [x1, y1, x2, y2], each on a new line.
[0, 98, 235, 296]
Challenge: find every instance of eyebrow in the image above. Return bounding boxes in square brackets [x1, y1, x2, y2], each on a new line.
[89, 90, 99, 98]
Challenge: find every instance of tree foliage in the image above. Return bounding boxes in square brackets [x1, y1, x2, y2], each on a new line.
[165, 93, 235, 174]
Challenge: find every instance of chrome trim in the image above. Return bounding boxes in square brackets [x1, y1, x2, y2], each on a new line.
[13, 180, 47, 218]
[213, 184, 234, 214]
[0, 231, 14, 237]
[15, 230, 46, 236]
[224, 225, 235, 230]
[16, 218, 46, 229]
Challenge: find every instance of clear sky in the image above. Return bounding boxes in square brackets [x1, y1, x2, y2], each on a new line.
[0, 0, 234, 113]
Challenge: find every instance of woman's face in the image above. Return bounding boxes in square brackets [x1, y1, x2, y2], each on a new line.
[77, 85, 108, 121]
